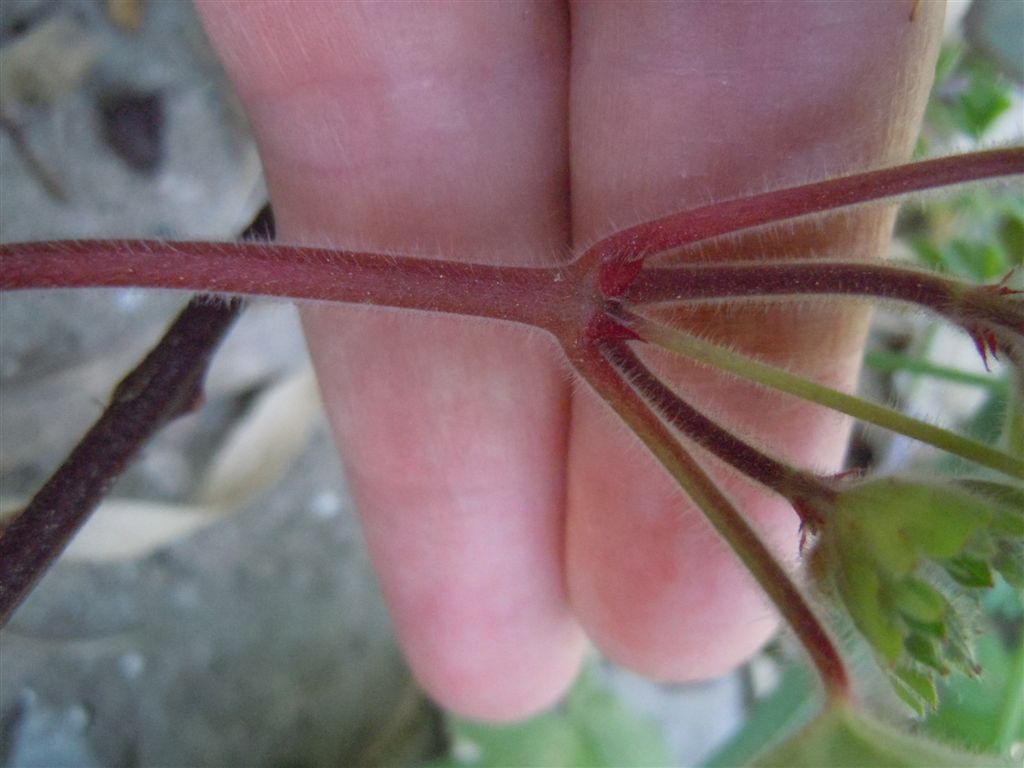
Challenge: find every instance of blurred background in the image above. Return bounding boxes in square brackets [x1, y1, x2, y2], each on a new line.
[0, 1, 1021, 766]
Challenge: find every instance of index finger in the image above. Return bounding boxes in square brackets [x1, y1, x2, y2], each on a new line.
[195, 0, 583, 721]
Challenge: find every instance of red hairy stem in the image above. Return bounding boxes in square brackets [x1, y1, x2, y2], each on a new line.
[0, 239, 584, 334]
[600, 339, 837, 526]
[626, 259, 1024, 337]
[586, 147, 1024, 296]
[0, 297, 242, 626]
[568, 338, 849, 701]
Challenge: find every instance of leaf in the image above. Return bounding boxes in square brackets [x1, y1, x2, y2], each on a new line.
[753, 704, 1015, 767]
[811, 476, 1016, 705]
[429, 664, 672, 768]
[835, 535, 904, 662]
[905, 634, 949, 675]
[952, 480, 1024, 542]
[838, 479, 991, 572]
[890, 665, 939, 716]
[926, 626, 1024, 755]
[991, 540, 1024, 588]
[958, 70, 1014, 138]
[566, 673, 673, 768]
[943, 553, 995, 588]
[942, 612, 982, 680]
[890, 576, 947, 624]
[955, 479, 1024, 516]
[702, 663, 818, 768]
[438, 715, 588, 768]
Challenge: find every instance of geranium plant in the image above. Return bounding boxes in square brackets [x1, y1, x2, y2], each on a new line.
[1, 3, 1022, 764]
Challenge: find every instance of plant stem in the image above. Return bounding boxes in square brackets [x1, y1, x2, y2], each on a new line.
[613, 306, 1024, 479]
[569, 340, 849, 701]
[586, 147, 1024, 296]
[0, 240, 583, 334]
[625, 259, 1023, 361]
[864, 349, 1009, 392]
[629, 258, 1016, 321]
[601, 341, 837, 524]
[0, 296, 242, 627]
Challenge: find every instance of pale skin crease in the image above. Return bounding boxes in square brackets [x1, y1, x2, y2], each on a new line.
[196, 1, 943, 721]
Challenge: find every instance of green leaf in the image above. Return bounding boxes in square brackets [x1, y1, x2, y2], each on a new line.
[950, 481, 1024, 547]
[910, 493, 990, 561]
[991, 540, 1024, 589]
[890, 576, 947, 624]
[753, 704, 1015, 767]
[837, 479, 992, 570]
[999, 215, 1024, 268]
[890, 665, 939, 716]
[814, 477, 1011, 702]
[944, 553, 995, 588]
[958, 72, 1013, 138]
[926, 582, 1024, 755]
[565, 671, 673, 768]
[948, 239, 1008, 281]
[702, 664, 818, 768]
[941, 612, 982, 680]
[955, 480, 1024, 520]
[437, 716, 586, 768]
[835, 535, 904, 662]
[926, 631, 1024, 756]
[933, 44, 964, 86]
[430, 664, 672, 768]
[905, 634, 949, 675]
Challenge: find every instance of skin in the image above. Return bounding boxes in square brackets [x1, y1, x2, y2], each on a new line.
[195, 1, 943, 721]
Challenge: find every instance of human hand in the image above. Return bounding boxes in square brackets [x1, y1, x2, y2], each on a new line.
[195, 1, 942, 721]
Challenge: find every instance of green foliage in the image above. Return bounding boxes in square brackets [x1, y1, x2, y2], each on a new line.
[904, 191, 1024, 283]
[923, 580, 1024, 756]
[924, 44, 1015, 143]
[809, 477, 1023, 715]
[702, 664, 819, 768]
[752, 703, 1014, 768]
[906, 43, 1021, 284]
[708, 586, 1023, 767]
[426, 665, 672, 768]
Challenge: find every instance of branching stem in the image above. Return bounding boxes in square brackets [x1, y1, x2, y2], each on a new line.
[600, 340, 837, 524]
[625, 259, 1022, 336]
[587, 147, 1024, 296]
[3, 146, 1022, 700]
[569, 340, 849, 700]
[612, 305, 1024, 479]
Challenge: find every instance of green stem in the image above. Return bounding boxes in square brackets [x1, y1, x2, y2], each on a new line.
[611, 305, 1024, 480]
[568, 340, 850, 702]
[864, 349, 1008, 392]
[996, 639, 1024, 754]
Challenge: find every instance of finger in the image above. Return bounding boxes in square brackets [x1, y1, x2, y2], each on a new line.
[567, 1, 942, 678]
[196, 1, 583, 720]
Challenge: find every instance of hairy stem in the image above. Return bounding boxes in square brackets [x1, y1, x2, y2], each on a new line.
[864, 349, 1009, 392]
[570, 340, 849, 700]
[0, 240, 582, 334]
[0, 297, 242, 627]
[625, 259, 1023, 346]
[588, 147, 1024, 296]
[598, 340, 837, 525]
[613, 305, 1024, 479]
